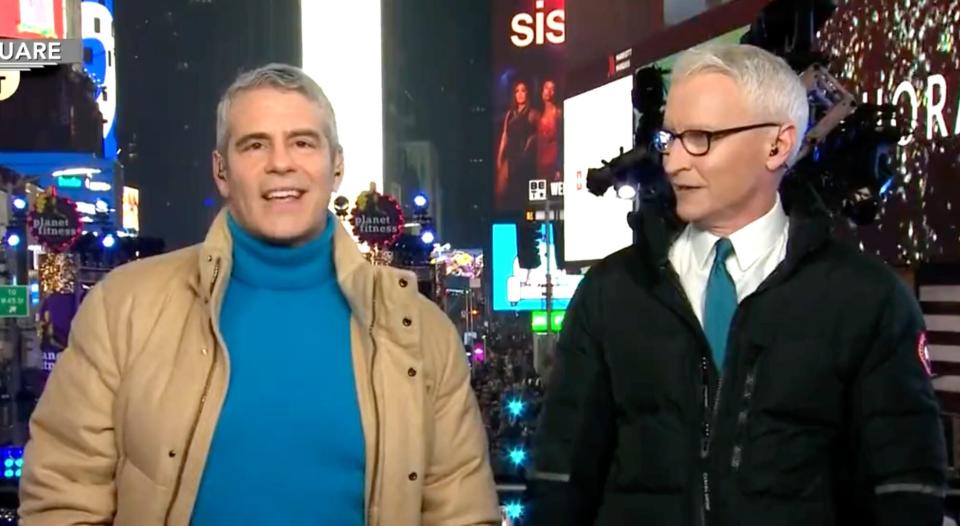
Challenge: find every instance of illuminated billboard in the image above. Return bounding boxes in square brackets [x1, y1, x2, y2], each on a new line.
[81, 0, 116, 159]
[562, 75, 634, 263]
[492, 0, 566, 213]
[562, 26, 748, 263]
[122, 186, 139, 232]
[492, 222, 582, 311]
[0, 0, 64, 39]
[817, 0, 960, 263]
[300, 0, 383, 205]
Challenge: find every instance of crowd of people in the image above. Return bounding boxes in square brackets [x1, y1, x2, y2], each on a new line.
[469, 313, 544, 479]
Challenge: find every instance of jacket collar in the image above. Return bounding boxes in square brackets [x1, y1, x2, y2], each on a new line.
[633, 178, 832, 274]
[195, 209, 374, 328]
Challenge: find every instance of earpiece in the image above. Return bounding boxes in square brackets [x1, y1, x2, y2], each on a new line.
[769, 146, 779, 156]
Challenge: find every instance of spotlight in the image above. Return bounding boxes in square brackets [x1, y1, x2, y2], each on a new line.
[413, 193, 428, 208]
[6, 234, 20, 247]
[616, 184, 637, 200]
[420, 230, 435, 244]
[101, 233, 116, 249]
[12, 197, 26, 211]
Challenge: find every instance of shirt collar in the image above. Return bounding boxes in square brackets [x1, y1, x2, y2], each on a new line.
[689, 196, 788, 271]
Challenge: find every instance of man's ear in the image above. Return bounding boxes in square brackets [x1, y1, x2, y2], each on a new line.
[212, 151, 229, 198]
[765, 124, 798, 172]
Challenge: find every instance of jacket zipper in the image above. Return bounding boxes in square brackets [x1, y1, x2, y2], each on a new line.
[700, 355, 726, 515]
[367, 278, 382, 526]
[664, 263, 725, 525]
[165, 257, 223, 524]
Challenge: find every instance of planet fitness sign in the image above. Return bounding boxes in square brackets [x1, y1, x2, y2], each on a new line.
[29, 192, 82, 252]
[350, 190, 405, 247]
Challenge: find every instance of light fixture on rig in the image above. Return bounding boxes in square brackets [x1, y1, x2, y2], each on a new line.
[586, 65, 670, 206]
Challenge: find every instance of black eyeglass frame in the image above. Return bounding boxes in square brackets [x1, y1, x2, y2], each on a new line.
[654, 122, 781, 156]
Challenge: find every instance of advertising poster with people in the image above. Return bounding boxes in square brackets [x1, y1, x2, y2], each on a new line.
[492, 0, 565, 213]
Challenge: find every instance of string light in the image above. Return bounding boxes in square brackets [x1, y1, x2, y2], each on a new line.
[39, 253, 77, 294]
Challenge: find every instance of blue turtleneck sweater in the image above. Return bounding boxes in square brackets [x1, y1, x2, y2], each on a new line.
[191, 214, 365, 525]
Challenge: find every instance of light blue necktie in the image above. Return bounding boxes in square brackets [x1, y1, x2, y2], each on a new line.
[703, 238, 737, 370]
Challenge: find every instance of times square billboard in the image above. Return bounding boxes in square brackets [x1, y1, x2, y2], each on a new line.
[492, 0, 565, 214]
[0, 0, 65, 39]
[817, 0, 960, 265]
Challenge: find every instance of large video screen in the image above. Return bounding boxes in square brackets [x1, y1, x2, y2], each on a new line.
[561, 75, 634, 263]
[818, 0, 960, 264]
[492, 0, 566, 213]
[561, 26, 749, 264]
[492, 223, 583, 311]
[301, 0, 383, 204]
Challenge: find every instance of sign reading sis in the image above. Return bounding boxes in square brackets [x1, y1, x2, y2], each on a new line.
[511, 0, 565, 48]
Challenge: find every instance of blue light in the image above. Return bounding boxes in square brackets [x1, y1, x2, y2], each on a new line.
[420, 230, 435, 244]
[879, 177, 894, 196]
[507, 398, 525, 418]
[102, 233, 116, 249]
[14, 459, 22, 468]
[6, 233, 20, 247]
[504, 501, 524, 520]
[508, 447, 527, 466]
[12, 197, 27, 210]
[3, 470, 11, 479]
[14, 469, 21, 478]
[2, 459, 11, 468]
[413, 193, 428, 208]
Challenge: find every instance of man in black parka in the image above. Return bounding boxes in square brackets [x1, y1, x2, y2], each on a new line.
[528, 44, 947, 526]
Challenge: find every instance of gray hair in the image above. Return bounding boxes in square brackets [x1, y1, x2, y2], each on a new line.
[215, 63, 340, 155]
[671, 44, 809, 163]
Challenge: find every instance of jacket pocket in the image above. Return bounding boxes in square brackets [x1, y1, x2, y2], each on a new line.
[610, 421, 688, 492]
[114, 459, 164, 525]
[736, 338, 839, 499]
[737, 428, 831, 498]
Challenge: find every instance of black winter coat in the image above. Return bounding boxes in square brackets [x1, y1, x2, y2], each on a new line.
[529, 185, 947, 526]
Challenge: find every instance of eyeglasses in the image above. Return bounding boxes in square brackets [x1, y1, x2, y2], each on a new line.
[653, 123, 781, 157]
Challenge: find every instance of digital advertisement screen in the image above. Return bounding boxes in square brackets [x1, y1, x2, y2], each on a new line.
[818, 0, 960, 264]
[0, 0, 64, 39]
[561, 75, 634, 263]
[492, 0, 566, 213]
[122, 186, 139, 232]
[561, 26, 749, 264]
[492, 223, 583, 311]
[81, 0, 116, 159]
[301, 0, 383, 204]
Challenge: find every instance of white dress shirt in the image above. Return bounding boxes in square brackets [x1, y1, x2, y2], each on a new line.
[668, 198, 790, 326]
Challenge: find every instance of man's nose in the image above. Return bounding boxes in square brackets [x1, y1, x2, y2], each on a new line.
[266, 143, 294, 174]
